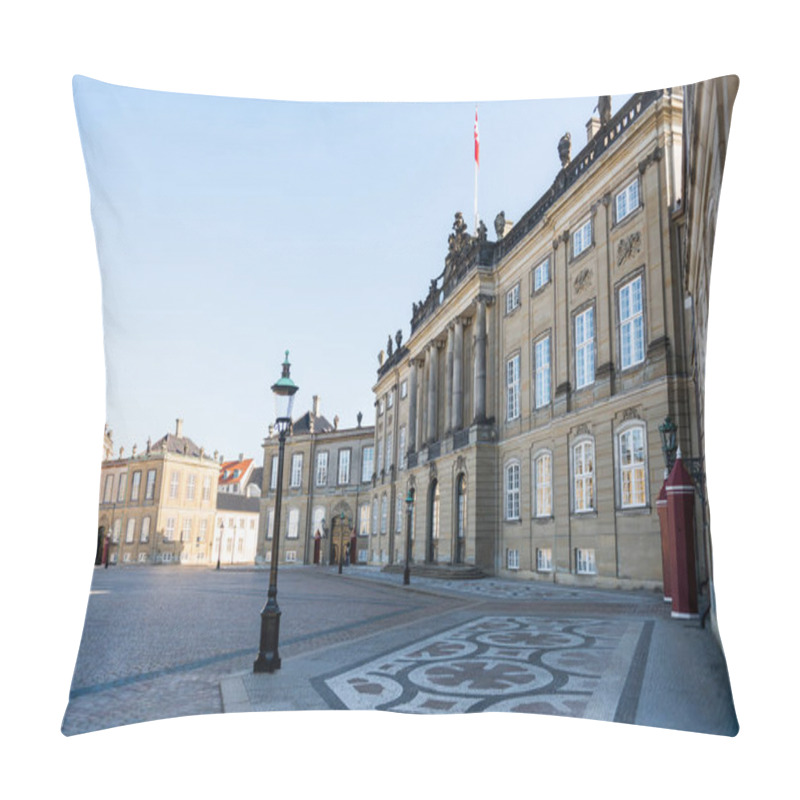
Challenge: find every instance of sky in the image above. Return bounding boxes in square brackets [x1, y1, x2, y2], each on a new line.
[74, 76, 632, 461]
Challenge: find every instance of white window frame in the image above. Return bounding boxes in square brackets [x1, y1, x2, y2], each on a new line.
[576, 548, 597, 575]
[186, 473, 196, 500]
[312, 506, 325, 536]
[361, 446, 374, 483]
[619, 275, 645, 370]
[103, 475, 114, 504]
[618, 423, 648, 508]
[125, 518, 136, 544]
[575, 307, 595, 389]
[140, 516, 151, 543]
[116, 474, 127, 503]
[338, 449, 351, 485]
[572, 439, 595, 513]
[359, 503, 370, 536]
[533, 257, 550, 292]
[400, 380, 408, 399]
[534, 335, 551, 409]
[181, 517, 192, 542]
[507, 549, 520, 570]
[165, 517, 175, 542]
[266, 508, 275, 540]
[371, 499, 378, 536]
[202, 475, 211, 501]
[615, 177, 640, 223]
[380, 495, 388, 534]
[534, 451, 552, 518]
[395, 494, 403, 533]
[573, 218, 592, 258]
[506, 282, 521, 314]
[290, 454, 303, 488]
[286, 550, 297, 563]
[286, 508, 299, 539]
[270, 455, 279, 490]
[316, 451, 329, 487]
[506, 354, 520, 421]
[505, 461, 521, 521]
[144, 469, 156, 501]
[537, 548, 553, 572]
[398, 426, 406, 470]
[198, 519, 207, 542]
[385, 432, 393, 472]
[169, 471, 180, 499]
[130, 471, 141, 502]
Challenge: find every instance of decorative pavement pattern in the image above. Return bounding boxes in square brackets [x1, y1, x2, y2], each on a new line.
[317, 615, 649, 719]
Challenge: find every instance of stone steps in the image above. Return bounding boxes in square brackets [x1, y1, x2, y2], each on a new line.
[380, 563, 487, 580]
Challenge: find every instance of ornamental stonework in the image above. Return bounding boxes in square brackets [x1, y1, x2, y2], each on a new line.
[616, 231, 642, 267]
[573, 267, 593, 296]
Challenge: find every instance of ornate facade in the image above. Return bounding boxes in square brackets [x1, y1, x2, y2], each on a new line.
[368, 89, 703, 589]
[256, 399, 375, 566]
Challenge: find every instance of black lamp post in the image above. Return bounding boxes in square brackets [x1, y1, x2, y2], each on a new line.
[403, 489, 414, 585]
[338, 512, 346, 574]
[216, 519, 224, 570]
[659, 416, 678, 471]
[254, 351, 298, 674]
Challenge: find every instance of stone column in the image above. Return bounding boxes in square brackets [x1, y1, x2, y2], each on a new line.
[473, 298, 487, 423]
[427, 342, 439, 443]
[408, 358, 418, 452]
[444, 325, 454, 434]
[452, 318, 464, 430]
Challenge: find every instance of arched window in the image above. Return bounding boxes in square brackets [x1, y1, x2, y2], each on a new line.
[505, 461, 521, 520]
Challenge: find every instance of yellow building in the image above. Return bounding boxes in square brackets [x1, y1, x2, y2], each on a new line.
[97, 419, 220, 565]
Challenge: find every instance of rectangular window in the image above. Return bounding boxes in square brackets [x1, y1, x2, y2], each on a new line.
[140, 516, 151, 543]
[398, 426, 406, 470]
[400, 380, 408, 399]
[506, 463, 520, 520]
[537, 548, 553, 572]
[620, 426, 647, 507]
[286, 550, 297, 563]
[615, 178, 640, 222]
[533, 258, 550, 292]
[270, 455, 279, 490]
[266, 509, 274, 540]
[165, 517, 175, 541]
[186, 474, 196, 500]
[396, 495, 403, 533]
[507, 549, 520, 570]
[380, 496, 388, 534]
[359, 503, 370, 536]
[534, 336, 551, 409]
[361, 446, 374, 482]
[181, 518, 192, 542]
[125, 518, 136, 543]
[619, 276, 645, 369]
[316, 452, 328, 486]
[338, 450, 351, 485]
[573, 441, 595, 512]
[573, 219, 592, 257]
[198, 519, 208, 542]
[116, 474, 127, 503]
[103, 475, 114, 504]
[202, 475, 211, 501]
[506, 283, 521, 313]
[130, 471, 142, 502]
[372, 499, 378, 536]
[575, 307, 595, 389]
[287, 508, 299, 539]
[111, 518, 122, 543]
[385, 432, 393, 472]
[312, 507, 325, 536]
[290, 454, 303, 488]
[535, 453, 552, 517]
[145, 469, 156, 501]
[377, 440, 384, 476]
[506, 355, 520, 421]
[576, 548, 597, 575]
[169, 471, 180, 499]
[388, 391, 394, 409]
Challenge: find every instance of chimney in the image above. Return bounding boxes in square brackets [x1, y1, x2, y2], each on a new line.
[334, 415, 339, 430]
[176, 418, 183, 437]
[313, 395, 320, 417]
[239, 452, 244, 462]
[586, 116, 601, 143]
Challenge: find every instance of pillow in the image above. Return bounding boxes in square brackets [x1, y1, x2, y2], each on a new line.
[64, 75, 738, 737]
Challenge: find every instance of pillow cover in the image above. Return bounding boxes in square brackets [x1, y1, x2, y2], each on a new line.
[64, 75, 739, 737]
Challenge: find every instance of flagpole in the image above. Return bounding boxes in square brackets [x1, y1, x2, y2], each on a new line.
[473, 105, 479, 235]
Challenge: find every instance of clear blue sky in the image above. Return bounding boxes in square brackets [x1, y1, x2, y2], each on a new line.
[74, 76, 632, 461]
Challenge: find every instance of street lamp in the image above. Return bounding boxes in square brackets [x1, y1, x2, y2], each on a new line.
[338, 511, 346, 574]
[659, 417, 678, 471]
[403, 489, 414, 585]
[254, 351, 299, 674]
[216, 519, 224, 570]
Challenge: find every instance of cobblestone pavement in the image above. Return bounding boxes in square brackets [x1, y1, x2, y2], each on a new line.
[62, 564, 738, 737]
